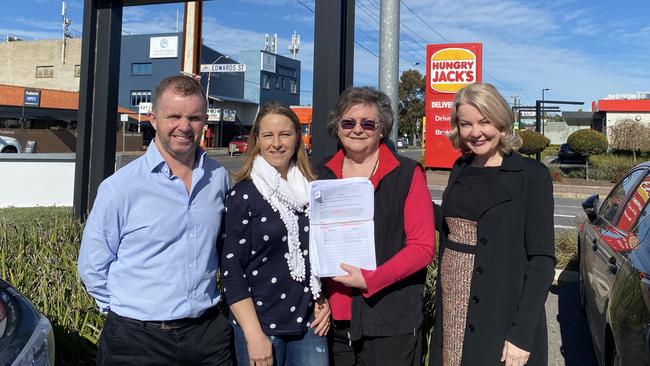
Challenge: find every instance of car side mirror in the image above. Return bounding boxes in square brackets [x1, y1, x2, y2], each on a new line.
[582, 195, 600, 223]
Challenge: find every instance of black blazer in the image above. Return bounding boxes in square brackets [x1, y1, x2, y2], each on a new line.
[429, 151, 556, 366]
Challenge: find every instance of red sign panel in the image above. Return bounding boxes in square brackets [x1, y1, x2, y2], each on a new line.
[425, 43, 482, 168]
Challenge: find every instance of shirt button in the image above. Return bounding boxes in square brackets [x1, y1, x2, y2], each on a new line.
[467, 324, 475, 332]
[472, 296, 480, 303]
[479, 237, 487, 246]
[476, 267, 483, 274]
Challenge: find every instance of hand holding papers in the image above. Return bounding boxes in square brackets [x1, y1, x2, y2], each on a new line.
[309, 178, 376, 277]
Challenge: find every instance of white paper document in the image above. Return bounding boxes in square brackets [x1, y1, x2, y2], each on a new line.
[309, 178, 376, 277]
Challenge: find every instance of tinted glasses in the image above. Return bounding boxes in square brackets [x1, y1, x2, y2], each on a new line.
[339, 119, 378, 131]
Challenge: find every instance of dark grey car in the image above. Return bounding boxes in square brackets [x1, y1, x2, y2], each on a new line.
[0, 278, 55, 365]
[579, 162, 650, 366]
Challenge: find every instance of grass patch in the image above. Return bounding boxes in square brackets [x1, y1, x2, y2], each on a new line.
[1, 206, 102, 365]
[555, 228, 579, 271]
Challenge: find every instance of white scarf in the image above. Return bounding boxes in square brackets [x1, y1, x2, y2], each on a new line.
[250, 155, 321, 299]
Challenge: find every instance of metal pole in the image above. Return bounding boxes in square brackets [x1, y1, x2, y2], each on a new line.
[206, 71, 212, 105]
[311, 0, 355, 162]
[379, 0, 400, 145]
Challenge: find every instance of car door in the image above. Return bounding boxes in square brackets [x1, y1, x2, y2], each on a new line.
[613, 175, 650, 366]
[583, 168, 647, 352]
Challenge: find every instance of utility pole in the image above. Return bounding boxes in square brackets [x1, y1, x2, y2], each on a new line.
[181, 1, 202, 76]
[379, 0, 400, 145]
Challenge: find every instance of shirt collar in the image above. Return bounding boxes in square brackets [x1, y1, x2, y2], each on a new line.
[324, 143, 400, 187]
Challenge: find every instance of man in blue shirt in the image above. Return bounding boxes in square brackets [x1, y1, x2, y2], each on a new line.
[78, 75, 233, 365]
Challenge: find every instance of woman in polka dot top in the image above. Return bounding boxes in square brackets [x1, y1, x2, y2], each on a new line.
[221, 102, 330, 366]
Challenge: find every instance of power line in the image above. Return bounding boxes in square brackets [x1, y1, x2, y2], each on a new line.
[400, 0, 451, 43]
[295, 0, 379, 58]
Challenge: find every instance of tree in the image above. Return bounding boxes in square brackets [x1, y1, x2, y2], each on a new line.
[567, 129, 608, 180]
[518, 129, 550, 156]
[398, 69, 425, 143]
[608, 118, 650, 162]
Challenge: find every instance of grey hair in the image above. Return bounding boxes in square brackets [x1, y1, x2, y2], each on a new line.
[327, 86, 393, 142]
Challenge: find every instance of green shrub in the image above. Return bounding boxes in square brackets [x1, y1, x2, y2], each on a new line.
[0, 207, 102, 365]
[567, 129, 608, 180]
[518, 129, 550, 156]
[567, 129, 608, 157]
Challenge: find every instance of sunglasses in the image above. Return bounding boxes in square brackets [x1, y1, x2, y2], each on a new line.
[339, 119, 379, 131]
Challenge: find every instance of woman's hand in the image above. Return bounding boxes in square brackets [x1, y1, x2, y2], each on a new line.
[332, 263, 368, 290]
[310, 297, 331, 336]
[246, 331, 274, 366]
[500, 340, 530, 366]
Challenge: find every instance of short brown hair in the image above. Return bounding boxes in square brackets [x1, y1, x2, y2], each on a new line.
[152, 74, 207, 113]
[448, 83, 522, 154]
[233, 102, 315, 182]
[327, 86, 393, 143]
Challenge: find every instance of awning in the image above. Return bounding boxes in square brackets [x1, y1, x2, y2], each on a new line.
[207, 95, 257, 105]
[562, 111, 594, 126]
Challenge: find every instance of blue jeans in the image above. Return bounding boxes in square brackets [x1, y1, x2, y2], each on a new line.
[233, 324, 328, 366]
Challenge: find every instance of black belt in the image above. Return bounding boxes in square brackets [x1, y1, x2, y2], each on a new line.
[110, 306, 220, 331]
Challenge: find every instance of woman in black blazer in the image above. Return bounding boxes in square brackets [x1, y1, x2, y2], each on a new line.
[429, 83, 556, 366]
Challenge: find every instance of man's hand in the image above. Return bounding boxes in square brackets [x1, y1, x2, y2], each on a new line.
[310, 297, 331, 336]
[332, 263, 368, 290]
[500, 340, 530, 366]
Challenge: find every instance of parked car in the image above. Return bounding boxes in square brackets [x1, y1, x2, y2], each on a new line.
[397, 137, 406, 149]
[228, 135, 249, 154]
[557, 143, 585, 164]
[0, 278, 55, 365]
[578, 161, 650, 366]
[0, 135, 21, 153]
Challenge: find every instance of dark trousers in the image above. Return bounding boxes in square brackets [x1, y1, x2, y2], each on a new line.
[97, 307, 234, 366]
[329, 321, 422, 366]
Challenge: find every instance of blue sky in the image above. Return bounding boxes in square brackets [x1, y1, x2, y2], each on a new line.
[3, 0, 650, 111]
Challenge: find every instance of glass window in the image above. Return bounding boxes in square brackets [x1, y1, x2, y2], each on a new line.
[261, 74, 270, 90]
[131, 63, 152, 75]
[600, 169, 647, 224]
[130, 90, 152, 107]
[289, 79, 297, 94]
[74, 65, 81, 77]
[36, 66, 54, 78]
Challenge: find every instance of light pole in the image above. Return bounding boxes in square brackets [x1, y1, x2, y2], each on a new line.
[205, 55, 229, 106]
[541, 88, 550, 134]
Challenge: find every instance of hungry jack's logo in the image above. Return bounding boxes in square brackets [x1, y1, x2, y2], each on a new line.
[430, 48, 477, 93]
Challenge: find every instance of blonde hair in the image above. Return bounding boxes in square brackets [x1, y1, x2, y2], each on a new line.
[232, 102, 315, 182]
[447, 83, 522, 154]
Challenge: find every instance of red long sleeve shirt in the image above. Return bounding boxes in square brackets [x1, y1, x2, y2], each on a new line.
[323, 144, 436, 320]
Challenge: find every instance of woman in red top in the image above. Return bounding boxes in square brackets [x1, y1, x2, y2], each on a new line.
[316, 86, 435, 365]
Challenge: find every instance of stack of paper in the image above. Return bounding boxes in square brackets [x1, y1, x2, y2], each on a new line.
[308, 178, 376, 277]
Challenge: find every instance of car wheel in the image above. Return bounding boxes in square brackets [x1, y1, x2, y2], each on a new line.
[1, 146, 17, 153]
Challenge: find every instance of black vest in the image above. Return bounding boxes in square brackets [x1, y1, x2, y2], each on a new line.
[318, 152, 426, 340]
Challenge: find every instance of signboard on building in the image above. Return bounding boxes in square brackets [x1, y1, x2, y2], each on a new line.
[425, 43, 482, 169]
[200, 64, 246, 73]
[138, 102, 153, 114]
[23, 89, 41, 107]
[207, 108, 221, 121]
[223, 109, 236, 122]
[150, 36, 178, 59]
[261, 52, 276, 73]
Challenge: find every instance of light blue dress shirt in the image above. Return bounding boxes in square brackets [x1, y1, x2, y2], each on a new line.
[78, 141, 229, 321]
